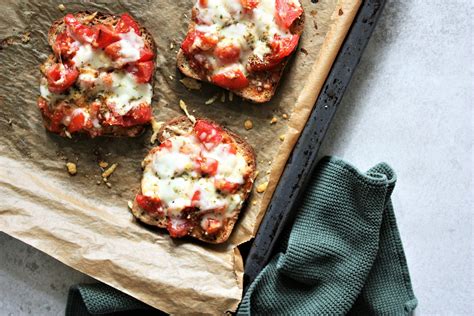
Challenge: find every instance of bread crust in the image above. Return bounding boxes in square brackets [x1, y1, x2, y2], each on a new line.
[39, 11, 156, 137]
[177, 6, 305, 103]
[131, 116, 256, 243]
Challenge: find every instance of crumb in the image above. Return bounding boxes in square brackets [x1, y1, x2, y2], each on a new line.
[220, 92, 226, 103]
[256, 182, 268, 193]
[127, 201, 133, 209]
[279, 134, 285, 141]
[179, 100, 196, 124]
[170, 42, 174, 50]
[270, 117, 278, 124]
[66, 162, 77, 175]
[64, 130, 72, 139]
[266, 170, 271, 175]
[282, 113, 289, 119]
[268, 160, 272, 165]
[96, 181, 101, 185]
[339, 8, 344, 16]
[300, 48, 308, 55]
[229, 91, 233, 101]
[244, 119, 253, 130]
[7, 118, 13, 126]
[313, 20, 318, 30]
[102, 163, 118, 179]
[58, 3, 66, 11]
[205, 94, 219, 105]
[99, 161, 108, 169]
[310, 10, 317, 16]
[180, 77, 201, 90]
[105, 182, 112, 188]
[252, 201, 257, 206]
[150, 118, 164, 144]
[169, 75, 174, 80]
[21, 32, 30, 43]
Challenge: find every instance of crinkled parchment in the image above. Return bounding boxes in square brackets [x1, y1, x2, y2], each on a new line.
[0, 0, 360, 314]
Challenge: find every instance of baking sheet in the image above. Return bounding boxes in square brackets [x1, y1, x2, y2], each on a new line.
[0, 0, 360, 314]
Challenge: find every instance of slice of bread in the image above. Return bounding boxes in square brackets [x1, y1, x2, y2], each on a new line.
[131, 116, 257, 243]
[38, 11, 156, 137]
[177, 5, 305, 103]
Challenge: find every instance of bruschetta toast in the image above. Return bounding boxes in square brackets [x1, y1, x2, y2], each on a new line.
[177, 0, 304, 103]
[37, 12, 156, 137]
[131, 116, 256, 243]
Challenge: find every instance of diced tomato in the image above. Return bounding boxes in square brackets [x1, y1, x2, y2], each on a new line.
[53, 31, 77, 59]
[48, 103, 69, 132]
[191, 190, 201, 207]
[126, 61, 155, 83]
[275, 0, 303, 29]
[94, 25, 121, 48]
[167, 219, 190, 238]
[211, 68, 249, 90]
[136, 194, 163, 214]
[137, 47, 155, 62]
[226, 142, 237, 154]
[271, 34, 300, 60]
[214, 42, 240, 64]
[194, 120, 223, 150]
[240, 0, 259, 10]
[64, 14, 98, 44]
[160, 139, 173, 149]
[198, 157, 219, 176]
[115, 13, 141, 34]
[67, 111, 86, 133]
[248, 34, 300, 72]
[103, 41, 123, 60]
[46, 63, 79, 94]
[215, 179, 240, 194]
[201, 217, 222, 235]
[198, 0, 208, 7]
[181, 30, 218, 54]
[37, 97, 51, 117]
[124, 104, 153, 125]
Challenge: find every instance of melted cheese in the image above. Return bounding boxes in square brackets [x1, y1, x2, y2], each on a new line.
[194, 0, 297, 75]
[141, 133, 248, 219]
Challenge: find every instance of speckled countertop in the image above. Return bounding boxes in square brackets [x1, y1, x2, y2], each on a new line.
[1, 1, 473, 315]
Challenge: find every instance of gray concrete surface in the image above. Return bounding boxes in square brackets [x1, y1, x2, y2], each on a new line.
[1, 1, 473, 315]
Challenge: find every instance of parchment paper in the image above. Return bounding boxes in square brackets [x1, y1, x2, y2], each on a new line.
[0, 0, 360, 314]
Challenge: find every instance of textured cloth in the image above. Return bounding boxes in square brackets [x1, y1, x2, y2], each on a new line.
[237, 157, 417, 315]
[66, 157, 417, 315]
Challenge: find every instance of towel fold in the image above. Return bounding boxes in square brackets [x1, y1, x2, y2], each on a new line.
[66, 157, 417, 316]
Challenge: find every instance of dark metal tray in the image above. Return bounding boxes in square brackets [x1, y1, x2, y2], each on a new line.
[243, 0, 386, 289]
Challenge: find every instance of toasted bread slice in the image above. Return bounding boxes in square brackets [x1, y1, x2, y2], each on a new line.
[131, 116, 256, 243]
[177, 4, 305, 103]
[38, 11, 156, 137]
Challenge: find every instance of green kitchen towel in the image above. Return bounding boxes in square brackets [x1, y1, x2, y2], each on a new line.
[66, 157, 417, 315]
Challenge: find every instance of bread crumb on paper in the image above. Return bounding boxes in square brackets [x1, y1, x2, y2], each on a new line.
[179, 100, 196, 124]
[58, 4, 66, 11]
[66, 162, 77, 175]
[105, 182, 112, 188]
[256, 182, 268, 193]
[300, 48, 308, 55]
[282, 113, 289, 119]
[99, 161, 109, 169]
[279, 134, 285, 141]
[64, 130, 72, 139]
[21, 32, 31, 43]
[180, 77, 201, 90]
[102, 163, 118, 180]
[205, 94, 219, 105]
[270, 117, 278, 124]
[339, 8, 344, 16]
[150, 118, 164, 144]
[244, 119, 253, 130]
